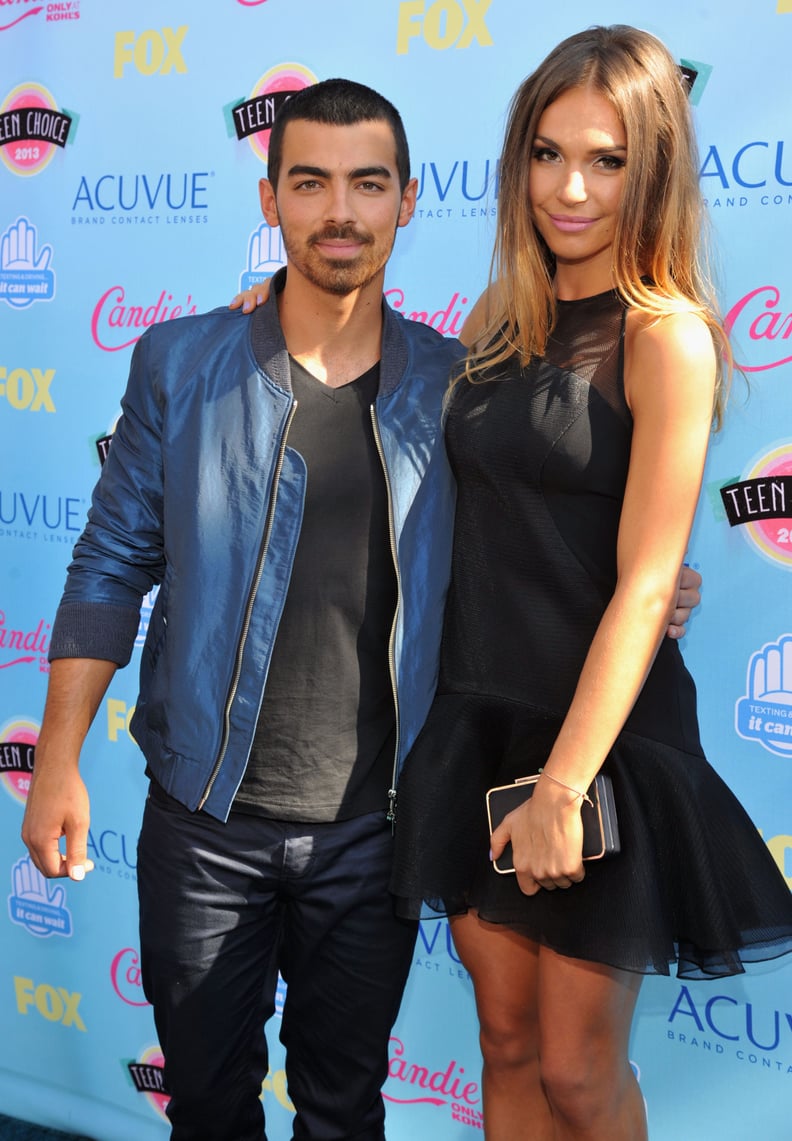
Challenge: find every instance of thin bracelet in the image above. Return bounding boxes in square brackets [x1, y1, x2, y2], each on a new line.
[539, 768, 594, 808]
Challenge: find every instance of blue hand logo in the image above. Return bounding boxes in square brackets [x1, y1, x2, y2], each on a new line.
[735, 635, 792, 756]
[8, 855, 73, 938]
[239, 221, 286, 292]
[0, 216, 56, 308]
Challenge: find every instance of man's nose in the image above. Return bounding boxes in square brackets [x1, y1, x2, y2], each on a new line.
[324, 183, 356, 224]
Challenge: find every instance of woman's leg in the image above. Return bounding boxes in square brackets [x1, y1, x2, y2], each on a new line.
[450, 911, 551, 1141]
[450, 912, 647, 1141]
[536, 946, 646, 1140]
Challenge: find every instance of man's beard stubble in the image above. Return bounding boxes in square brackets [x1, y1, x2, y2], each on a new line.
[282, 222, 396, 297]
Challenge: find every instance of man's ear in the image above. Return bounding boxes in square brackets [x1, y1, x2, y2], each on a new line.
[259, 178, 279, 226]
[397, 177, 418, 228]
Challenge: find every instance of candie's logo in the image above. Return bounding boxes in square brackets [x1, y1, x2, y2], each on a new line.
[227, 62, 318, 165]
[0, 3, 81, 32]
[39, 2, 80, 23]
[0, 610, 50, 670]
[0, 1, 42, 32]
[90, 286, 198, 352]
[720, 441, 792, 569]
[0, 83, 74, 176]
[386, 286, 470, 338]
[724, 286, 792, 372]
[385, 1036, 481, 1129]
[111, 947, 149, 1007]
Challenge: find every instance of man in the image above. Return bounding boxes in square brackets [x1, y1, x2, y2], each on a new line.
[22, 79, 699, 1141]
[22, 79, 458, 1141]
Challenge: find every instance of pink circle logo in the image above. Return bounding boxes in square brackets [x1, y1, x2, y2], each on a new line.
[246, 63, 318, 165]
[136, 1046, 170, 1121]
[741, 443, 792, 569]
[1, 84, 62, 176]
[0, 718, 38, 804]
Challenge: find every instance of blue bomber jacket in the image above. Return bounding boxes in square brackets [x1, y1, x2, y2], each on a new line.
[51, 283, 461, 821]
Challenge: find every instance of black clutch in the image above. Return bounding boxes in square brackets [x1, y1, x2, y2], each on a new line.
[486, 772, 620, 874]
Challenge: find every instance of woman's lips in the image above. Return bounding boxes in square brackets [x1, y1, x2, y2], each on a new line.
[548, 215, 598, 233]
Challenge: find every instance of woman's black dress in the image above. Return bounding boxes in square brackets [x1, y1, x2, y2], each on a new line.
[390, 290, 792, 980]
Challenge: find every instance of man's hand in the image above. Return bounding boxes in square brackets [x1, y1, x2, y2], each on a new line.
[20, 657, 117, 880]
[22, 751, 94, 881]
[667, 564, 702, 640]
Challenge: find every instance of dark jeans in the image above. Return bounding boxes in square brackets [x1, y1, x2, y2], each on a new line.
[137, 787, 418, 1141]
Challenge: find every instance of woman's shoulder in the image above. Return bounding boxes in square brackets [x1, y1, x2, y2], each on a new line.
[624, 304, 717, 412]
[627, 304, 714, 356]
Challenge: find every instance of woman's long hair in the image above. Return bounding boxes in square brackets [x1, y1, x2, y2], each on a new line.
[464, 24, 730, 427]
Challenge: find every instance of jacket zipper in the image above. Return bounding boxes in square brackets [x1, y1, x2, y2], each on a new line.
[198, 399, 298, 810]
[370, 404, 401, 826]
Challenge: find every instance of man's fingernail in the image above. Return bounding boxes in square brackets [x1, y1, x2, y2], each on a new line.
[71, 865, 85, 881]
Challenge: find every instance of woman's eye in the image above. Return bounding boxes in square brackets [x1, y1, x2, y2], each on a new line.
[596, 154, 626, 170]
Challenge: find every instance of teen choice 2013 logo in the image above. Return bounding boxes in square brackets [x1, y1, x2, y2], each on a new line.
[229, 63, 318, 166]
[0, 83, 73, 177]
[720, 441, 792, 570]
[0, 717, 37, 804]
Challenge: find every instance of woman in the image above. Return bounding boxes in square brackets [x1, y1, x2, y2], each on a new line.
[231, 28, 792, 1137]
[385, 24, 792, 1141]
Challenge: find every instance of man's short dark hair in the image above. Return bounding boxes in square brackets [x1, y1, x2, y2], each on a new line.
[267, 78, 410, 192]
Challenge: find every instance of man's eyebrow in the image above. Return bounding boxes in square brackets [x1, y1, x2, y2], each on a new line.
[350, 166, 393, 180]
[287, 164, 330, 179]
[286, 164, 393, 180]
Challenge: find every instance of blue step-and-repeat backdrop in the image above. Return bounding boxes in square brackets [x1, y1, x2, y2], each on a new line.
[1, 2, 791, 1138]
